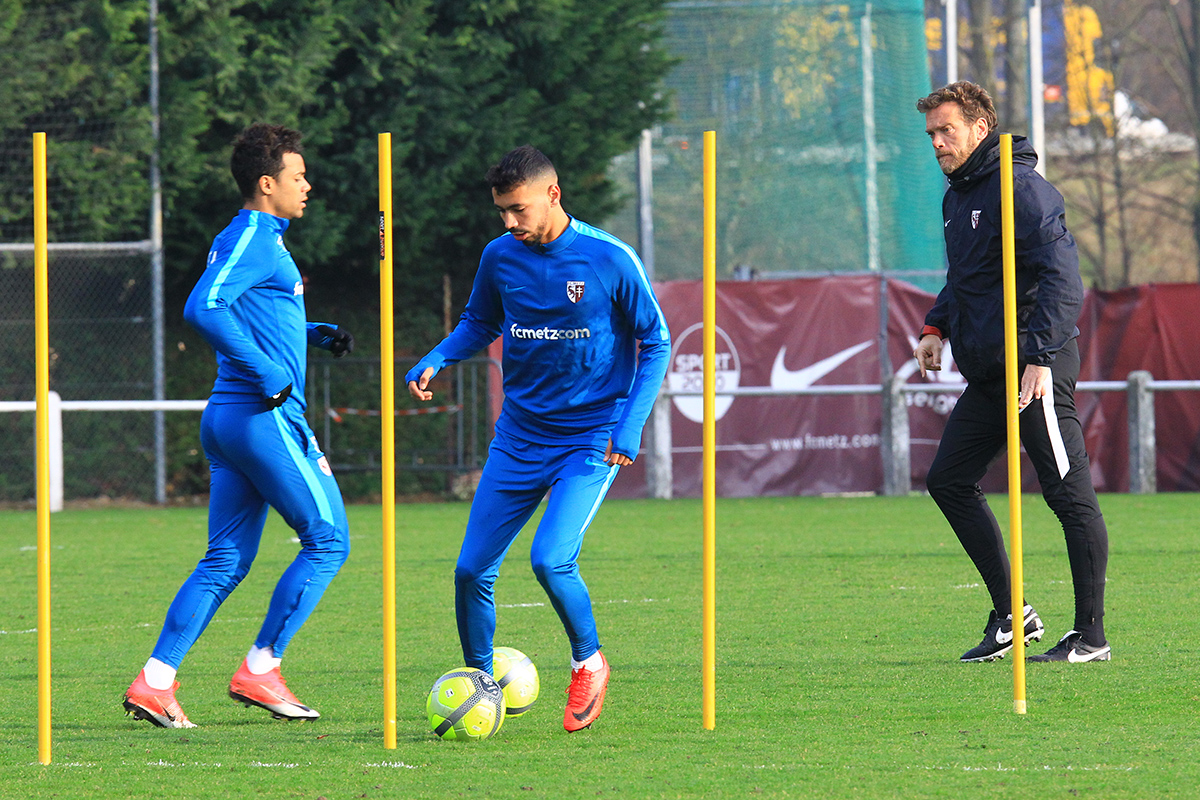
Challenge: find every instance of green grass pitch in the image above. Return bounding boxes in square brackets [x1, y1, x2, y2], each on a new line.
[2, 494, 1198, 799]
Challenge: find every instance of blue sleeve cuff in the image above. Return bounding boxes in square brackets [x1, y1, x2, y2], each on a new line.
[405, 355, 446, 385]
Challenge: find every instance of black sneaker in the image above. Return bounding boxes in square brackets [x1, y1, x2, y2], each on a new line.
[1028, 630, 1111, 662]
[960, 604, 1045, 662]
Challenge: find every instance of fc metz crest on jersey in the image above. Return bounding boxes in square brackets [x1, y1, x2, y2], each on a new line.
[566, 280, 585, 303]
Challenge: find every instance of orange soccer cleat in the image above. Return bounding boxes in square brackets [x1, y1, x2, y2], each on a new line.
[228, 659, 320, 721]
[563, 652, 609, 732]
[123, 670, 197, 729]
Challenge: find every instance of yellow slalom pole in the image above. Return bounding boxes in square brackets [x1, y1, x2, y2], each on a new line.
[999, 134, 1027, 714]
[33, 132, 52, 765]
[701, 129, 716, 731]
[378, 133, 398, 748]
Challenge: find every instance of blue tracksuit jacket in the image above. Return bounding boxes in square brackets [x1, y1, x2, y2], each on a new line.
[183, 209, 343, 407]
[408, 216, 671, 460]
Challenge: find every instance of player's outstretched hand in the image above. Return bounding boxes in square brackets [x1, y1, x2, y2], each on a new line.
[316, 324, 355, 357]
[408, 367, 435, 401]
[265, 383, 293, 409]
[604, 438, 633, 467]
[913, 334, 943, 378]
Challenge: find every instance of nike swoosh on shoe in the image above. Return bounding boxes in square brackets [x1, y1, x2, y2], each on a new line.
[1067, 646, 1110, 663]
[571, 697, 598, 722]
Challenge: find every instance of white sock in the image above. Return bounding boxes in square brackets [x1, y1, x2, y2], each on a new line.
[571, 651, 604, 672]
[246, 645, 281, 675]
[142, 657, 176, 690]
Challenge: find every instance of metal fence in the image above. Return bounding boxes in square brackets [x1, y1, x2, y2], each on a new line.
[0, 241, 157, 502]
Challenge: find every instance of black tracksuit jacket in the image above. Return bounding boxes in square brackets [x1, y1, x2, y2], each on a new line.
[923, 132, 1083, 384]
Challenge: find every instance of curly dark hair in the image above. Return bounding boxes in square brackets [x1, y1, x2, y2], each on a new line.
[916, 81, 998, 133]
[230, 124, 304, 199]
[485, 145, 557, 194]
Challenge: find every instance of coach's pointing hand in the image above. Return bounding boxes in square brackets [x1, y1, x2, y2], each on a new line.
[407, 367, 435, 401]
[914, 334, 943, 379]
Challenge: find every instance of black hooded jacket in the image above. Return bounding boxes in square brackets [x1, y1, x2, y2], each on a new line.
[923, 132, 1082, 383]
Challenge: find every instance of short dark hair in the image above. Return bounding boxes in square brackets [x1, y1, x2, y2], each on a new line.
[916, 81, 998, 133]
[230, 124, 304, 199]
[485, 145, 556, 194]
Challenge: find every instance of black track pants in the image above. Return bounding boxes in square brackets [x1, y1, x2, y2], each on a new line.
[926, 338, 1109, 645]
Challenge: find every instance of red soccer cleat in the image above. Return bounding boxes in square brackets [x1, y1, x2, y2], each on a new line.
[563, 652, 609, 732]
[228, 659, 320, 721]
[123, 670, 197, 728]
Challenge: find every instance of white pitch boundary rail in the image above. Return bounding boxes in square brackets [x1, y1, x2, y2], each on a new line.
[661, 372, 1200, 497]
[4, 373, 1197, 508]
[0, 395, 205, 511]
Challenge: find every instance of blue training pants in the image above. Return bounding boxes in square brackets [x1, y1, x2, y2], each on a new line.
[455, 428, 619, 671]
[151, 401, 350, 668]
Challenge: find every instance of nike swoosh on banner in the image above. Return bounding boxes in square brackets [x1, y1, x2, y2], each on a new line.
[769, 340, 873, 391]
[571, 697, 598, 721]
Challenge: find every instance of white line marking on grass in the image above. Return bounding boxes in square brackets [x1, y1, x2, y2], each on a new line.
[908, 764, 1135, 773]
[146, 760, 225, 768]
[498, 598, 664, 609]
[953, 583, 981, 589]
[598, 598, 663, 605]
[249, 761, 304, 768]
[364, 762, 419, 769]
[0, 628, 38, 635]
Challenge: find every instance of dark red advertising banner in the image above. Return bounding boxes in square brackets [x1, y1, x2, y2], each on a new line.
[605, 278, 1200, 498]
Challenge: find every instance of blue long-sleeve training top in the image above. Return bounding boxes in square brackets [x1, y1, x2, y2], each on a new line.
[184, 209, 339, 410]
[407, 217, 671, 460]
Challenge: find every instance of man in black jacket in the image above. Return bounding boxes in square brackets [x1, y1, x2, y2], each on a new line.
[913, 82, 1110, 663]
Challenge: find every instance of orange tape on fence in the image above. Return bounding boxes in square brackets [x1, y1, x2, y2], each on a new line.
[326, 405, 462, 423]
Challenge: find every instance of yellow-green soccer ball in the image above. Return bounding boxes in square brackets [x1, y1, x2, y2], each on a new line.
[492, 646, 540, 718]
[427, 667, 506, 741]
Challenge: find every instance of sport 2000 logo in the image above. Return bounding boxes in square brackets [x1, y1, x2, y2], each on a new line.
[667, 323, 741, 423]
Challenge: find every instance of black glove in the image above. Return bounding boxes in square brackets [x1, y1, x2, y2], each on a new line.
[265, 383, 292, 409]
[316, 324, 354, 358]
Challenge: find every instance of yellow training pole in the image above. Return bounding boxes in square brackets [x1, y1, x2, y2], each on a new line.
[33, 132, 52, 764]
[999, 134, 1027, 714]
[378, 133, 398, 748]
[701, 129, 716, 731]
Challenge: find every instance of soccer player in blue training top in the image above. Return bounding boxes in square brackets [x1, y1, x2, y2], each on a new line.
[407, 145, 670, 731]
[914, 82, 1110, 664]
[122, 124, 354, 728]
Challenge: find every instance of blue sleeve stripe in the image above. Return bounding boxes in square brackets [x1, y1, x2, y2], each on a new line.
[571, 221, 670, 340]
[271, 410, 334, 525]
[205, 218, 259, 309]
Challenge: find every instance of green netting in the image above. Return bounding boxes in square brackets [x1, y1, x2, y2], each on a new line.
[607, 0, 946, 285]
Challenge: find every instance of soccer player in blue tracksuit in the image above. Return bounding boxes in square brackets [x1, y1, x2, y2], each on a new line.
[123, 125, 353, 728]
[407, 146, 670, 731]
